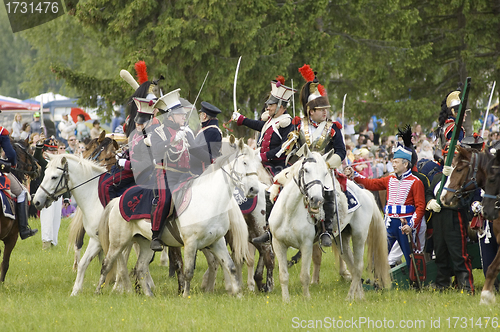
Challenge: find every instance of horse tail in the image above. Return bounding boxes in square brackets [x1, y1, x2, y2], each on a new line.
[228, 204, 250, 265]
[98, 201, 114, 255]
[67, 207, 85, 253]
[366, 193, 391, 289]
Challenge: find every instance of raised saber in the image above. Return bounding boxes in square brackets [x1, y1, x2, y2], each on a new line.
[482, 81, 496, 138]
[233, 56, 242, 114]
[187, 71, 210, 121]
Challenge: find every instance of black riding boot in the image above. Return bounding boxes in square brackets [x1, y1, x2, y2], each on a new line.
[252, 191, 273, 244]
[319, 190, 334, 247]
[17, 200, 38, 240]
[151, 230, 164, 252]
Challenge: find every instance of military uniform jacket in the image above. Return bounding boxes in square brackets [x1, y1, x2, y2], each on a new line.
[0, 127, 17, 166]
[237, 113, 293, 171]
[189, 119, 222, 174]
[353, 168, 426, 230]
[296, 117, 346, 161]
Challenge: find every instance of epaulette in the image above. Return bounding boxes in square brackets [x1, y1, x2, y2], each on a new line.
[0, 127, 9, 136]
[333, 121, 342, 129]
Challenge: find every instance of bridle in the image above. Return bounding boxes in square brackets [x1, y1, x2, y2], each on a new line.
[38, 161, 106, 203]
[294, 157, 324, 211]
[224, 151, 258, 191]
[483, 164, 500, 210]
[87, 139, 117, 168]
[443, 151, 479, 200]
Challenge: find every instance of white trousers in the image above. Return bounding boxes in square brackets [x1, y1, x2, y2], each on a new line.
[40, 197, 63, 246]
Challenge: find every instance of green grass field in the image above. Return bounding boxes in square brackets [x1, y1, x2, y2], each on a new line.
[0, 216, 498, 331]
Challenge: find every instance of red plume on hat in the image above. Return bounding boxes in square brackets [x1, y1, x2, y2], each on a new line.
[134, 61, 148, 85]
[298, 64, 326, 96]
[276, 75, 285, 85]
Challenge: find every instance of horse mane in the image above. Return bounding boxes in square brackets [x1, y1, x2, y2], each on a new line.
[48, 153, 106, 178]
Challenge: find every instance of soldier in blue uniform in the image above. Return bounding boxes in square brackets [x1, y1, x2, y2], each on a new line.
[232, 77, 296, 244]
[188, 101, 222, 175]
[0, 125, 38, 239]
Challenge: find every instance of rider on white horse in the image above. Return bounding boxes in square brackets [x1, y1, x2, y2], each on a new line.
[232, 76, 296, 244]
[277, 64, 346, 247]
[0, 124, 38, 239]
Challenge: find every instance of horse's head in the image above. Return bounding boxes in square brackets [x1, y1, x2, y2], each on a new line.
[232, 139, 260, 198]
[441, 146, 492, 207]
[483, 150, 500, 220]
[441, 146, 483, 207]
[293, 144, 332, 214]
[11, 138, 40, 181]
[33, 154, 71, 210]
[83, 131, 119, 171]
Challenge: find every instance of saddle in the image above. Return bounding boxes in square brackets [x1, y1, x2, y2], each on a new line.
[0, 176, 16, 220]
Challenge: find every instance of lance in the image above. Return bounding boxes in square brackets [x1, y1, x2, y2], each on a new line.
[436, 77, 471, 204]
[481, 81, 496, 138]
[187, 71, 210, 123]
[39, 98, 45, 137]
[341, 94, 347, 139]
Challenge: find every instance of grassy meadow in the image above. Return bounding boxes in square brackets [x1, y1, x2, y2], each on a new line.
[0, 216, 499, 331]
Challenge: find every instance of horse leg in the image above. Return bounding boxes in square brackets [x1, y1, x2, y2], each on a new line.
[96, 243, 130, 294]
[332, 243, 352, 281]
[254, 250, 265, 291]
[71, 238, 101, 296]
[262, 243, 275, 292]
[480, 228, 500, 305]
[209, 238, 240, 296]
[131, 236, 155, 296]
[0, 233, 17, 282]
[311, 244, 322, 284]
[168, 247, 185, 295]
[73, 228, 85, 272]
[247, 243, 256, 291]
[300, 242, 313, 299]
[348, 230, 367, 301]
[201, 248, 218, 292]
[272, 237, 290, 302]
[182, 242, 198, 298]
[159, 247, 169, 267]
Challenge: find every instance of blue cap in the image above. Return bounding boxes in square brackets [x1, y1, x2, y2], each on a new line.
[393, 145, 412, 162]
[200, 101, 221, 117]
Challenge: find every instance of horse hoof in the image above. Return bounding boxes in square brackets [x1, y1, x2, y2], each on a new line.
[480, 290, 495, 305]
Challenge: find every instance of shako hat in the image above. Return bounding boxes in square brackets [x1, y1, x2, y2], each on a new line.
[265, 76, 296, 107]
[393, 144, 413, 162]
[460, 133, 485, 151]
[153, 88, 183, 114]
[199, 101, 221, 117]
[446, 91, 461, 108]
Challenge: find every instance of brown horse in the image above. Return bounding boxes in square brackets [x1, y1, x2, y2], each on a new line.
[439, 146, 500, 304]
[0, 139, 40, 282]
[480, 149, 500, 305]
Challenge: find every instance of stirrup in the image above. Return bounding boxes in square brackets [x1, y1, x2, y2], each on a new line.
[319, 232, 333, 248]
[20, 227, 38, 240]
[252, 230, 271, 244]
[150, 238, 164, 252]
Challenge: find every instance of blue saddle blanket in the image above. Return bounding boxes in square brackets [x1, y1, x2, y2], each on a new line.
[0, 190, 15, 220]
[119, 185, 153, 222]
[233, 187, 258, 215]
[346, 188, 360, 214]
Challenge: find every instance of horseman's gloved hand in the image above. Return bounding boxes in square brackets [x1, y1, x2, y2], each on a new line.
[232, 111, 241, 121]
[117, 159, 127, 168]
[268, 184, 280, 203]
[144, 134, 152, 147]
[174, 130, 186, 143]
[326, 153, 341, 169]
[442, 165, 453, 176]
[426, 199, 441, 213]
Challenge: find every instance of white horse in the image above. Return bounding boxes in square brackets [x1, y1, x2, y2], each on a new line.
[271, 145, 391, 302]
[96, 139, 258, 297]
[32, 154, 143, 295]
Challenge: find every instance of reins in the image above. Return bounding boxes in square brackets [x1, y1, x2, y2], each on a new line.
[293, 156, 324, 215]
[443, 151, 479, 199]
